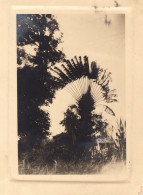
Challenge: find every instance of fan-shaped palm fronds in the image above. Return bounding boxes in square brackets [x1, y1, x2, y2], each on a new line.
[51, 56, 117, 116]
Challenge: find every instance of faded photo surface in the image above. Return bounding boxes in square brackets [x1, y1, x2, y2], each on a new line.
[17, 12, 126, 175]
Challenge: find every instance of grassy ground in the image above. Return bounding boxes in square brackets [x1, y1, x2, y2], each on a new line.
[18, 158, 107, 175]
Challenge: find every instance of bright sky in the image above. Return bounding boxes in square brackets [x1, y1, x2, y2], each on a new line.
[42, 11, 125, 137]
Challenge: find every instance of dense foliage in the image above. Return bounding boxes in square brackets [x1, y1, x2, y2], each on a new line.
[17, 14, 65, 151]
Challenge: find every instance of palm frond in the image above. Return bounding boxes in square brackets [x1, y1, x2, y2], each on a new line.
[103, 105, 115, 116]
[51, 56, 118, 104]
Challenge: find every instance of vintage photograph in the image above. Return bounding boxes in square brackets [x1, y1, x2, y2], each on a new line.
[17, 11, 126, 175]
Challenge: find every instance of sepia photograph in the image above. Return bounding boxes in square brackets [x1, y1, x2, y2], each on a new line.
[2, 0, 143, 194]
[16, 10, 127, 176]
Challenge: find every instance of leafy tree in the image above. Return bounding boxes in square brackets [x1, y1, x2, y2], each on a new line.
[60, 100, 109, 161]
[17, 14, 64, 68]
[60, 105, 80, 144]
[60, 86, 95, 143]
[17, 14, 65, 151]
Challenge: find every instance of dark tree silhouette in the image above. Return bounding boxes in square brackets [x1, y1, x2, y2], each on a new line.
[59, 88, 95, 161]
[60, 105, 80, 145]
[17, 14, 65, 68]
[17, 14, 65, 152]
[60, 100, 109, 161]
[17, 66, 51, 149]
[78, 86, 95, 141]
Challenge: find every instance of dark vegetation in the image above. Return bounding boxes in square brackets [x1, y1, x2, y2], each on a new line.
[17, 14, 65, 152]
[17, 14, 126, 174]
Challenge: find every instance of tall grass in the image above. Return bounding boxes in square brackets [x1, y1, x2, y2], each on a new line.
[18, 158, 106, 175]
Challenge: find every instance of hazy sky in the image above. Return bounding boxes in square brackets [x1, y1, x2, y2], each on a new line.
[42, 11, 125, 137]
